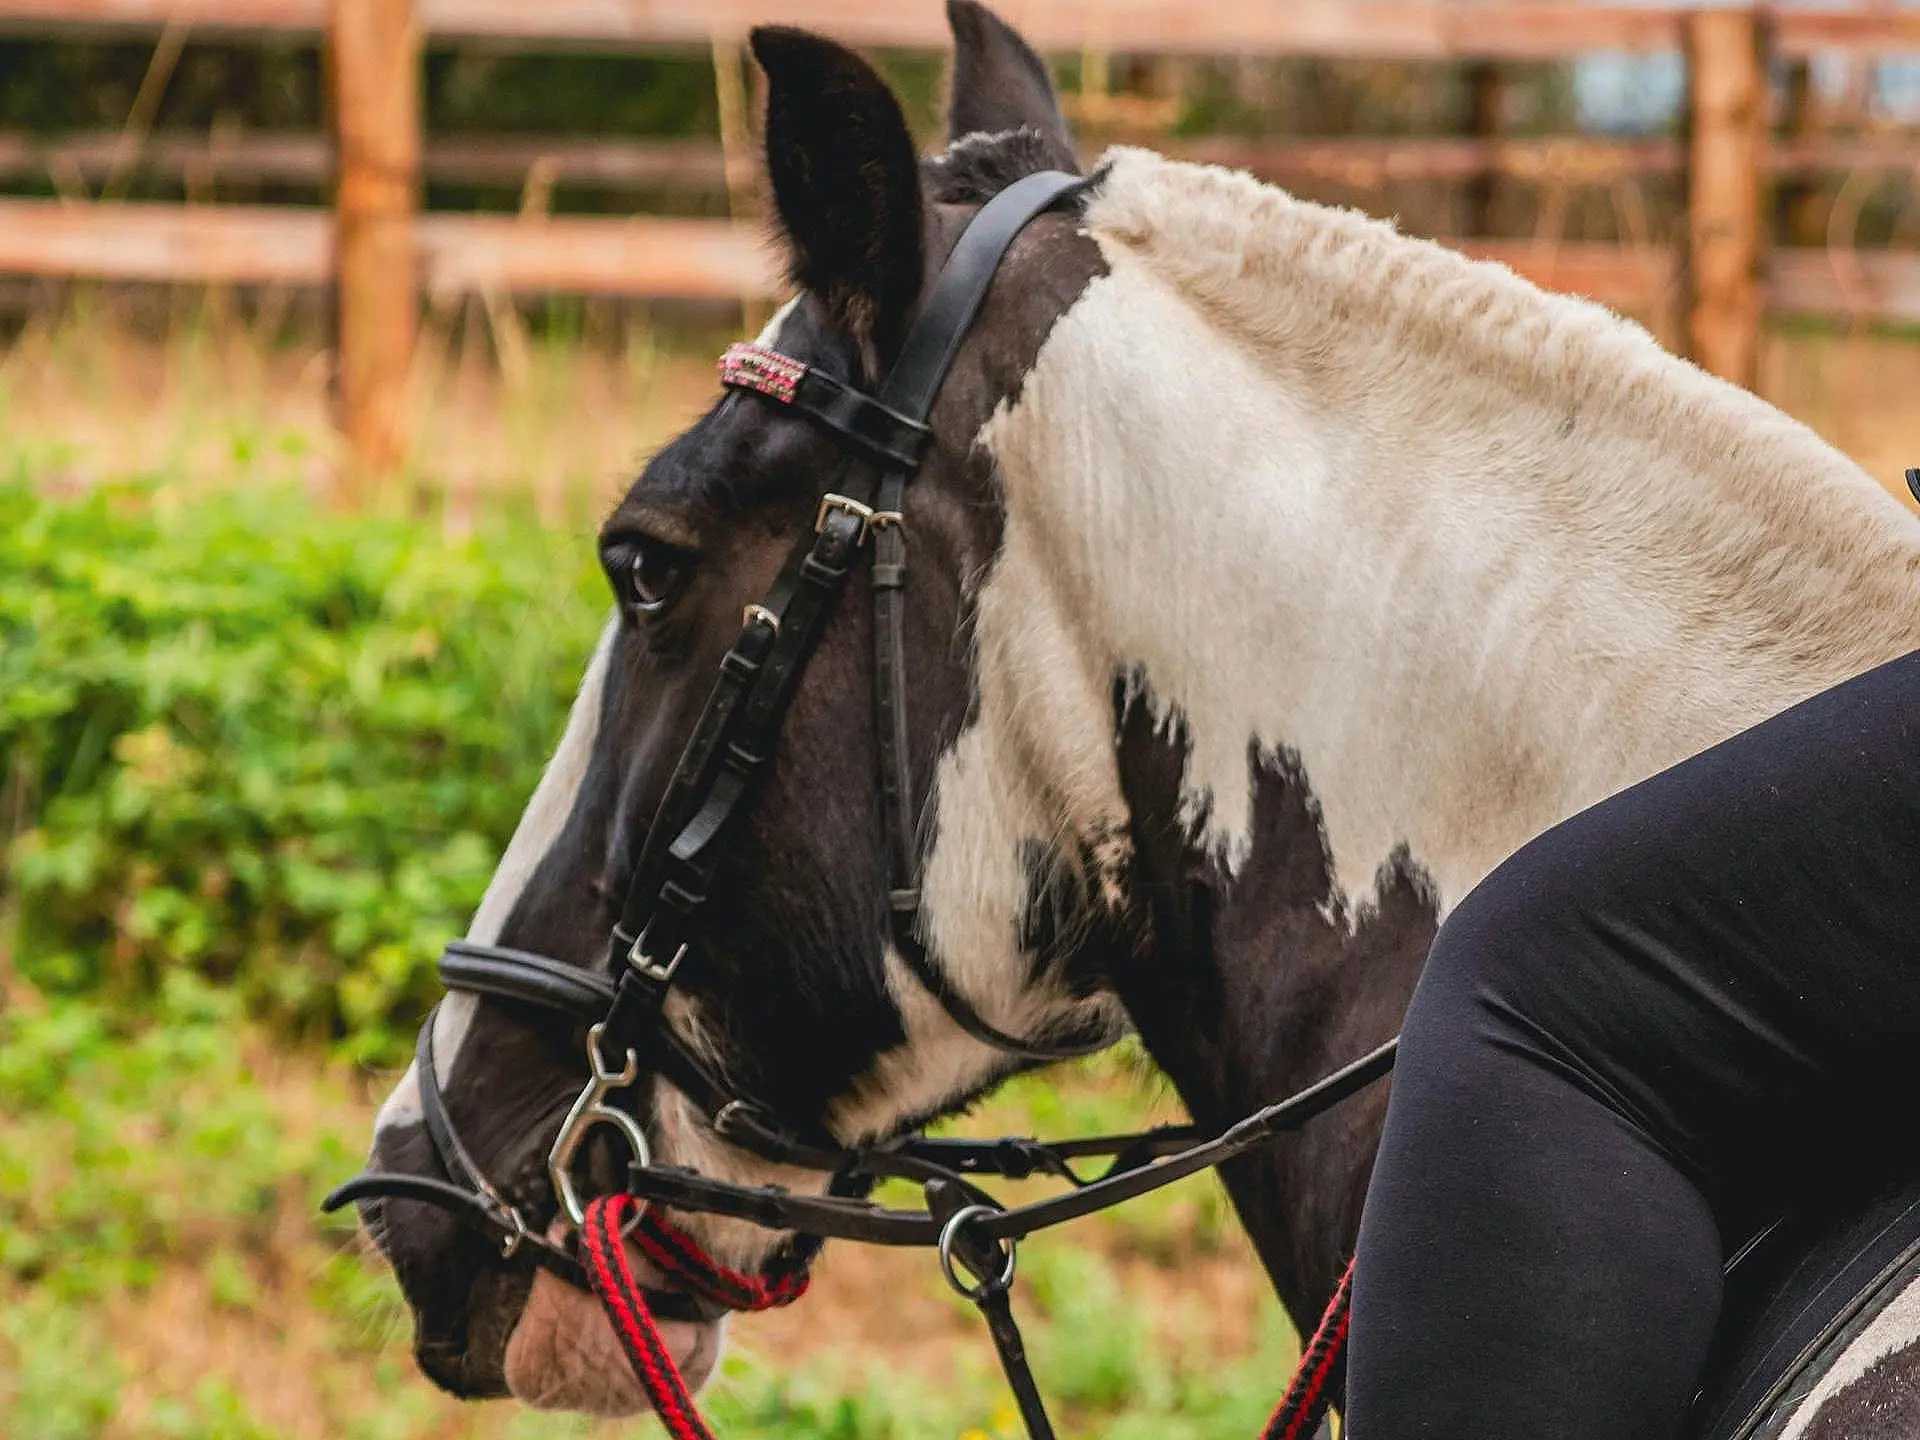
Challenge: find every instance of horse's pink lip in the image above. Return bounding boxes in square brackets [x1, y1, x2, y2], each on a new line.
[502, 1227, 725, 1415]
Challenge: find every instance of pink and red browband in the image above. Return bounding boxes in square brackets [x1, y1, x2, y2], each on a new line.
[715, 341, 932, 471]
[719, 343, 806, 404]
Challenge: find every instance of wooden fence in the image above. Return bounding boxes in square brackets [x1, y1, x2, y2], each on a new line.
[3, 0, 1919, 475]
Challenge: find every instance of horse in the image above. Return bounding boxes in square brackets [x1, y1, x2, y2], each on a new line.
[337, 4, 1920, 1433]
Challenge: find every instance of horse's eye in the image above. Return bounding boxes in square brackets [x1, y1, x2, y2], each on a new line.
[612, 537, 692, 615]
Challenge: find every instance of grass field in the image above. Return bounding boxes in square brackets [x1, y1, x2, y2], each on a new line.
[3, 292, 1914, 1440]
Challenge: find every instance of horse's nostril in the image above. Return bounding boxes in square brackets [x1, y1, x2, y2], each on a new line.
[355, 1195, 392, 1254]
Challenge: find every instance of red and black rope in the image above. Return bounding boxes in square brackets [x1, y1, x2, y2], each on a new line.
[625, 1206, 811, 1312]
[1262, 1256, 1355, 1440]
[580, 1195, 813, 1440]
[582, 1195, 717, 1440]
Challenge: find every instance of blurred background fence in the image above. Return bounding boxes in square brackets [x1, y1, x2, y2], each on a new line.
[2, 1, 1918, 483]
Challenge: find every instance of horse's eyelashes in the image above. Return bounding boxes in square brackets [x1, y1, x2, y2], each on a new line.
[603, 534, 695, 619]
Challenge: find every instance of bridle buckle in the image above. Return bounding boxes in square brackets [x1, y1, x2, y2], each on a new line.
[814, 491, 905, 545]
[628, 920, 688, 985]
[815, 492, 876, 543]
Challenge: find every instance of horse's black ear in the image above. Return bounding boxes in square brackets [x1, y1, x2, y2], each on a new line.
[946, 0, 1076, 171]
[750, 26, 924, 359]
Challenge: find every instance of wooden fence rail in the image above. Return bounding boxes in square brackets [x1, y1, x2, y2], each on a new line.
[9, 197, 1918, 324]
[8, 130, 1917, 193]
[0, 199, 775, 296]
[7, 0, 1920, 58]
[2, 1, 1918, 474]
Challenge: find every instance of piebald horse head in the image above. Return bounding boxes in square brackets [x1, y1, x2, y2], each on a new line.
[358, 5, 1127, 1409]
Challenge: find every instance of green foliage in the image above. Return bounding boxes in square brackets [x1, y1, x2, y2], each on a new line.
[704, 1349, 978, 1440]
[2, 477, 606, 1062]
[0, 974, 345, 1296]
[0, 1299, 125, 1440]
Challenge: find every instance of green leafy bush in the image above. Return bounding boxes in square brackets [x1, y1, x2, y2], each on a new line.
[2, 477, 607, 1061]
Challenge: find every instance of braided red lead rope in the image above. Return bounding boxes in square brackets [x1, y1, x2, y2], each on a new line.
[582, 1195, 717, 1440]
[580, 1195, 812, 1440]
[625, 1205, 811, 1311]
[1263, 1256, 1355, 1440]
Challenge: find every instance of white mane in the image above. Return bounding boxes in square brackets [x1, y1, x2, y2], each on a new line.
[1076, 146, 1920, 682]
[918, 146, 1920, 1001]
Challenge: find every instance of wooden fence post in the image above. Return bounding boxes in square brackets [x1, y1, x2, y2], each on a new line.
[331, 0, 420, 493]
[1463, 61, 1503, 238]
[1683, 7, 1767, 389]
[1776, 58, 1823, 248]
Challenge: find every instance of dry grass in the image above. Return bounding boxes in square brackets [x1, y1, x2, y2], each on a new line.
[3, 294, 1915, 523]
[0, 294, 729, 535]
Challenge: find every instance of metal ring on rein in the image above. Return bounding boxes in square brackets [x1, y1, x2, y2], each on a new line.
[938, 1203, 1018, 1301]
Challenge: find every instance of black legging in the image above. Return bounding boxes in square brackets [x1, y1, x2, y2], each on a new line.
[1347, 649, 1920, 1440]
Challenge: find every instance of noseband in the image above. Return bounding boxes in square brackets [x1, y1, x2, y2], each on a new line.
[326, 168, 1398, 1440]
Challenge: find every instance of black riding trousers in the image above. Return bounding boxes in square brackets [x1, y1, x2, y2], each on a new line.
[1347, 649, 1920, 1440]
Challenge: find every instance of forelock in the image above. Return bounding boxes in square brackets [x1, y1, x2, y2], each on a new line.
[925, 128, 1072, 205]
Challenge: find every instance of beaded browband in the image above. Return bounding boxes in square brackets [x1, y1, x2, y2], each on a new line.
[719, 342, 932, 471]
[720, 343, 805, 403]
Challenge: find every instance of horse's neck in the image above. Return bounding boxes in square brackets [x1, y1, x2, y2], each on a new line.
[980, 153, 1920, 920]
[967, 150, 1920, 1325]
[1107, 711, 1430, 1326]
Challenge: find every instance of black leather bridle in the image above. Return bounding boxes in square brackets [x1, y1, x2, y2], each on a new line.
[325, 169, 1398, 1439]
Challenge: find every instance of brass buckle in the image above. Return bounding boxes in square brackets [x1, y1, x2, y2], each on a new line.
[628, 920, 687, 984]
[814, 492, 875, 542]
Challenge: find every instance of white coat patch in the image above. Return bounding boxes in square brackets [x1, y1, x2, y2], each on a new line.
[967, 148, 1920, 926]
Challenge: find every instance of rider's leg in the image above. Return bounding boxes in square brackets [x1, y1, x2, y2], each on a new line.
[1346, 648, 1920, 1440]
